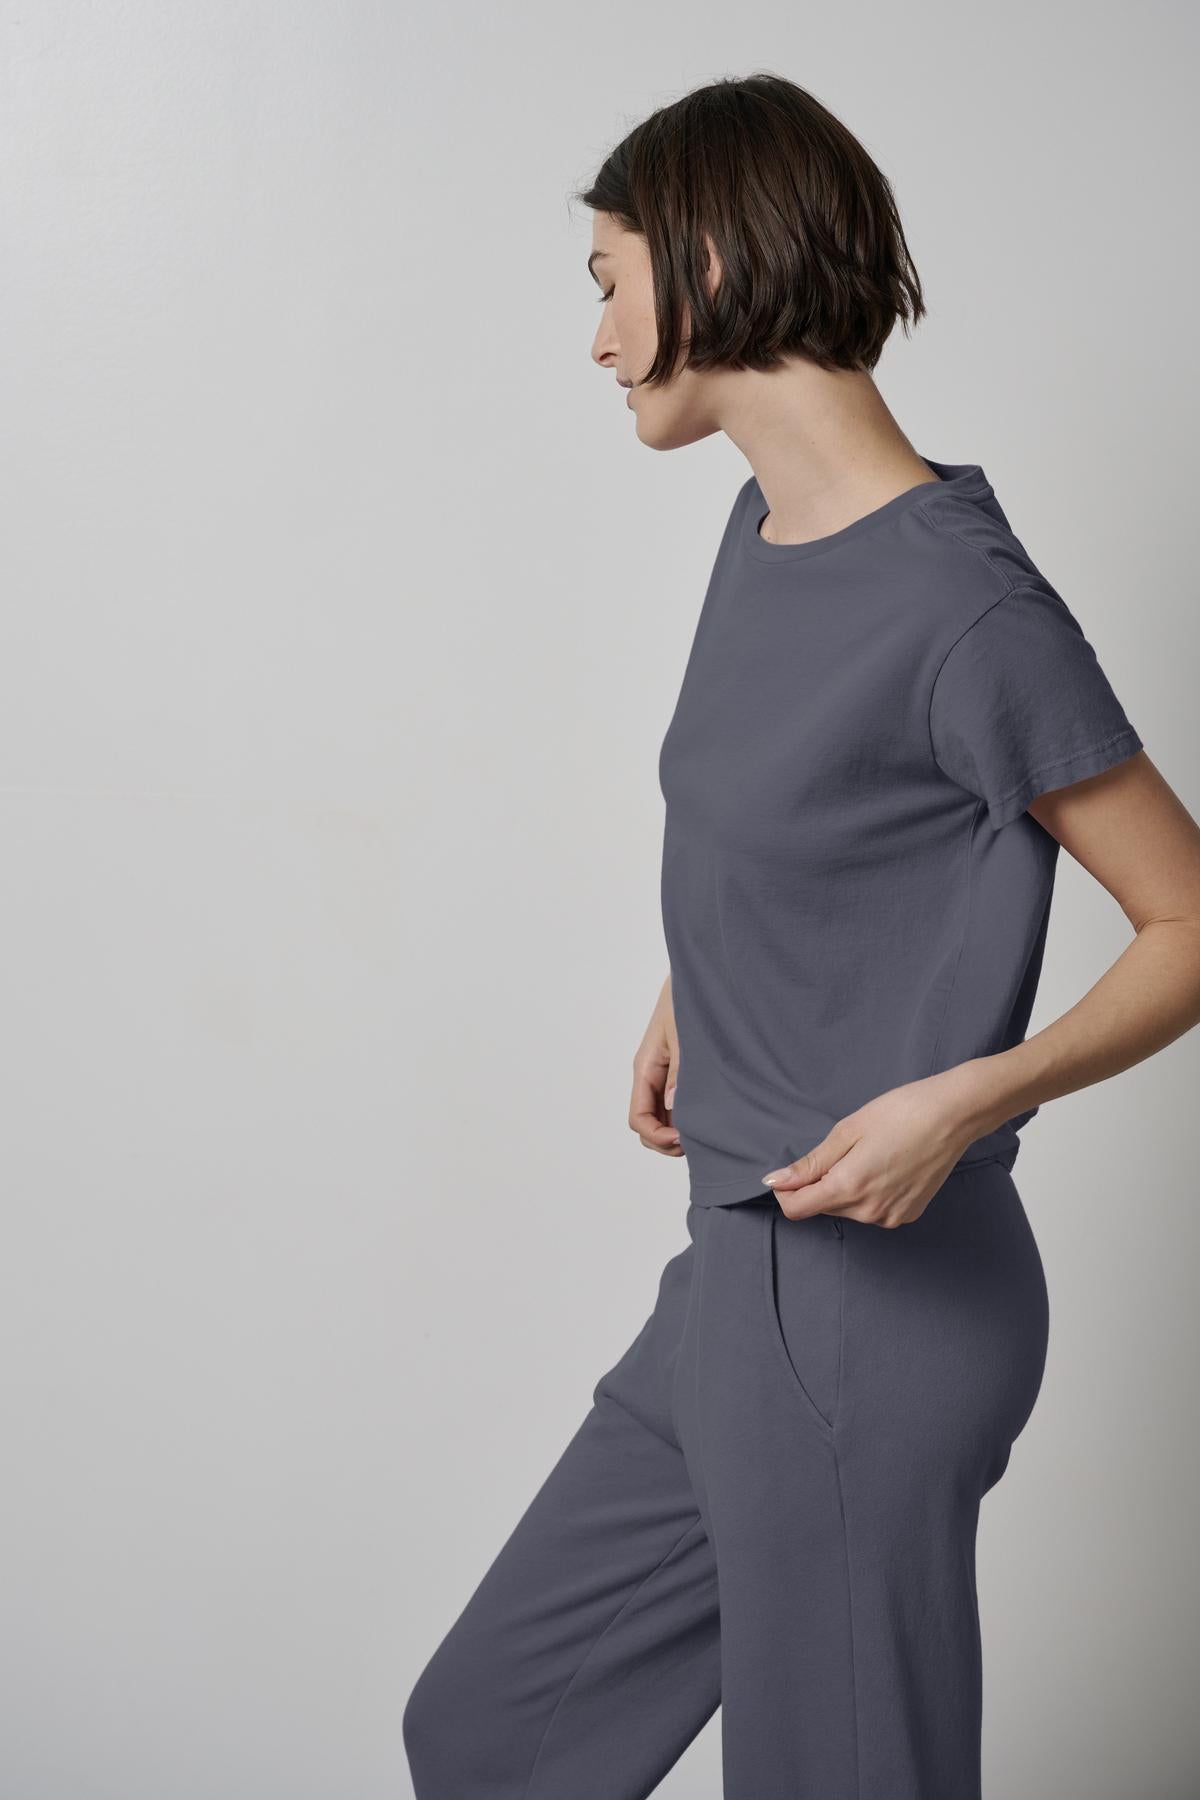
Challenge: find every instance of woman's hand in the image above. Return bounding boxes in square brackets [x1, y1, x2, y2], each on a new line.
[760, 1063, 993, 1226]
[629, 973, 684, 1158]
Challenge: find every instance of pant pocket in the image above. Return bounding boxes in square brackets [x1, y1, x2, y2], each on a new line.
[760, 1207, 845, 1437]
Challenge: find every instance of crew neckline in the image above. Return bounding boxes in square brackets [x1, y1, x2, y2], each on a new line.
[741, 455, 993, 563]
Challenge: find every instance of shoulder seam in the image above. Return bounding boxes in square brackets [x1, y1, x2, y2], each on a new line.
[912, 494, 1022, 594]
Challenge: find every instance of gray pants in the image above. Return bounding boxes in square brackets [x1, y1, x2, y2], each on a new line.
[403, 1162, 1049, 1798]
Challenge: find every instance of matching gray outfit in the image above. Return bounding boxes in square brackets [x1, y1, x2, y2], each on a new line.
[404, 457, 1143, 1795]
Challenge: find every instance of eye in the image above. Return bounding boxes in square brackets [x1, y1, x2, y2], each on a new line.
[596, 287, 614, 304]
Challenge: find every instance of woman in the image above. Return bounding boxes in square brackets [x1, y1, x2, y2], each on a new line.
[403, 73, 1200, 1799]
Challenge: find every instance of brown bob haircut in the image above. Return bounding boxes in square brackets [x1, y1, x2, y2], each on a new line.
[574, 72, 926, 386]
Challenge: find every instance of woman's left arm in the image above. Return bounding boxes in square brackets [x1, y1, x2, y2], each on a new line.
[763, 751, 1200, 1225]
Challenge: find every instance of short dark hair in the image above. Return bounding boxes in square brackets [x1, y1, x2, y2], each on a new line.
[574, 72, 926, 385]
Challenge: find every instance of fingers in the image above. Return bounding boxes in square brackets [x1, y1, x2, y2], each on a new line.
[629, 1058, 683, 1156]
[771, 1166, 915, 1228]
[764, 1157, 839, 1219]
[760, 1145, 828, 1194]
[630, 1112, 684, 1154]
[773, 1178, 845, 1222]
[761, 1124, 862, 1217]
[635, 1125, 685, 1156]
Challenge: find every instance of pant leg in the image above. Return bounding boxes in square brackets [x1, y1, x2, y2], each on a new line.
[402, 1216, 721, 1800]
[680, 1163, 1049, 1800]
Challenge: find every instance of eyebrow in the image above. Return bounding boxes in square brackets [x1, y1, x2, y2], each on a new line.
[587, 249, 611, 284]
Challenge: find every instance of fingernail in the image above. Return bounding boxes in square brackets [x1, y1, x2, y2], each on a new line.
[761, 1169, 787, 1185]
[665, 1085, 676, 1108]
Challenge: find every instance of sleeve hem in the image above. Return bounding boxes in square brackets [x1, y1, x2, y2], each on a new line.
[985, 726, 1144, 829]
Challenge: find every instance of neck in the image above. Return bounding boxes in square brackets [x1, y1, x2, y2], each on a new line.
[714, 359, 939, 546]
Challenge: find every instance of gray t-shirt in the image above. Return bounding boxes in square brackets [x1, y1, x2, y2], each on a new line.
[657, 456, 1143, 1207]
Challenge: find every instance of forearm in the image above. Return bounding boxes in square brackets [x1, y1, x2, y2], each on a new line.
[952, 916, 1200, 1140]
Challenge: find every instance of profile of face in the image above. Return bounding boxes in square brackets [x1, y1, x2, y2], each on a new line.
[588, 211, 723, 452]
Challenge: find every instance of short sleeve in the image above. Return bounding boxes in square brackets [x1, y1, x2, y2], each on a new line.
[928, 584, 1143, 829]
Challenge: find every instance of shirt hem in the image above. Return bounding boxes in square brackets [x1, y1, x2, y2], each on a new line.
[685, 1142, 1020, 1209]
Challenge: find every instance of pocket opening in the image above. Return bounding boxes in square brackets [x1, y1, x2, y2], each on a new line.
[760, 1208, 844, 1439]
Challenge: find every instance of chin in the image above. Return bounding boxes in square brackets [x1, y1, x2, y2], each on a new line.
[635, 409, 717, 453]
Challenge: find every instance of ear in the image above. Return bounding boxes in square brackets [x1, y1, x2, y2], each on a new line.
[699, 230, 724, 303]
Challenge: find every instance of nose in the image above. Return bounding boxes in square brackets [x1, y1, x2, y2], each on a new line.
[591, 315, 620, 370]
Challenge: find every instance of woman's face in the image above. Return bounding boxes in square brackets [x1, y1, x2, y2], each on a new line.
[588, 211, 720, 451]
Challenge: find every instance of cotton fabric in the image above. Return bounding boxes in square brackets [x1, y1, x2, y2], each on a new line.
[657, 457, 1143, 1205]
[403, 1161, 1049, 1799]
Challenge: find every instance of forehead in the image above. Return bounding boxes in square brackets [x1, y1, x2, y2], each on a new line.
[589, 210, 625, 255]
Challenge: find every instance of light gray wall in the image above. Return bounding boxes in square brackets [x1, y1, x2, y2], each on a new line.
[1, 4, 1197, 1796]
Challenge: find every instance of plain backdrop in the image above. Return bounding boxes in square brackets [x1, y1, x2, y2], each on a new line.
[2, 3, 1198, 1796]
